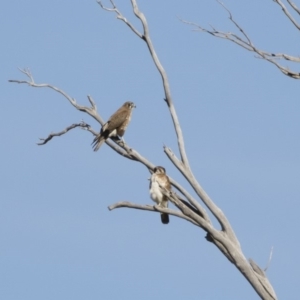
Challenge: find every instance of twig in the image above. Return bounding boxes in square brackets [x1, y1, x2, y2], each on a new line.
[264, 246, 274, 272]
[97, 0, 143, 38]
[287, 0, 300, 15]
[180, 1, 300, 79]
[37, 122, 92, 145]
[274, 0, 300, 30]
[9, 68, 103, 123]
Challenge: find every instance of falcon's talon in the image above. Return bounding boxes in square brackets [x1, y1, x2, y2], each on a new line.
[113, 136, 121, 141]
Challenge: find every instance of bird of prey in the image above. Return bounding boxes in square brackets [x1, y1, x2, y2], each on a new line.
[149, 166, 171, 224]
[92, 101, 136, 151]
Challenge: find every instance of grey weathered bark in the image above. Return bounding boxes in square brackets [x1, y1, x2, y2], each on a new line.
[9, 1, 277, 299]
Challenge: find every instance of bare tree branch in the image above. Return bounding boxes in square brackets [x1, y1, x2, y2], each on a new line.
[97, 0, 191, 169]
[37, 122, 93, 145]
[164, 146, 240, 247]
[249, 259, 277, 299]
[97, 0, 143, 38]
[9, 69, 207, 216]
[108, 201, 200, 226]
[95, 2, 277, 297]
[287, 0, 300, 15]
[181, 1, 300, 79]
[9, 68, 103, 123]
[168, 174, 211, 223]
[274, 0, 300, 29]
[10, 69, 209, 203]
[9, 69, 139, 159]
[9, 67, 245, 275]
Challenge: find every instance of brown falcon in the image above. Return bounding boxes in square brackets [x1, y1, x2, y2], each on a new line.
[149, 166, 171, 224]
[92, 101, 136, 151]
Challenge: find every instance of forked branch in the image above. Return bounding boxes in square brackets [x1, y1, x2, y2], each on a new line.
[181, 1, 300, 79]
[9, 69, 138, 159]
[9, 68, 103, 123]
[96, 1, 277, 299]
[9, 70, 205, 219]
[98, 0, 239, 247]
[37, 122, 93, 145]
[97, 0, 191, 169]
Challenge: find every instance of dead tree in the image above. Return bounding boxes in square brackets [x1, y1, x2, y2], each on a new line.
[9, 1, 277, 299]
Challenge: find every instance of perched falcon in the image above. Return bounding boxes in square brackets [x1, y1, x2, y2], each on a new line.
[149, 166, 171, 224]
[92, 101, 136, 151]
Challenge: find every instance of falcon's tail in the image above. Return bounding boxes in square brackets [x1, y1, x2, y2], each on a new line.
[91, 135, 105, 151]
[161, 213, 169, 225]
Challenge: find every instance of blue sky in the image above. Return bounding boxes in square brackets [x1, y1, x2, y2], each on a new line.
[1, 1, 300, 299]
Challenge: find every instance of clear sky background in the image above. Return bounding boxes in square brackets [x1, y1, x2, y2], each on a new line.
[1, 1, 300, 299]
